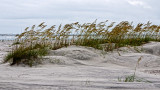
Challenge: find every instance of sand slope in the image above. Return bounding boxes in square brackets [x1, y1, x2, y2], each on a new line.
[44, 46, 105, 66]
[0, 41, 160, 90]
[106, 42, 160, 68]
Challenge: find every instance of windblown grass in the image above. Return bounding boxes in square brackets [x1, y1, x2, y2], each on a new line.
[3, 20, 160, 66]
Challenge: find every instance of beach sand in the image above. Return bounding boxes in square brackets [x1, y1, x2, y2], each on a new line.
[0, 41, 160, 90]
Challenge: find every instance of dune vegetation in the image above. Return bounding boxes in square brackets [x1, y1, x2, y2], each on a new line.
[3, 20, 160, 66]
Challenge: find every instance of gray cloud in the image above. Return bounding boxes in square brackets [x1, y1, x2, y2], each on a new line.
[0, 0, 159, 34]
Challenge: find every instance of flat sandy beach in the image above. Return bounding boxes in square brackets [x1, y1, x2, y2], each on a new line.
[0, 41, 160, 90]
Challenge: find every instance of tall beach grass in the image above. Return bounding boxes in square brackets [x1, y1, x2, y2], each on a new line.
[3, 20, 160, 66]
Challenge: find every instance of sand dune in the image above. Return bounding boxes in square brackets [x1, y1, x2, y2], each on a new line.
[106, 42, 160, 68]
[44, 46, 105, 66]
[0, 41, 160, 90]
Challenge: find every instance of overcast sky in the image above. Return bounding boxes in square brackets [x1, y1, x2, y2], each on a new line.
[0, 0, 159, 34]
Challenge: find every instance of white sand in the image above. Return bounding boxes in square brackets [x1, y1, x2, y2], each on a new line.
[0, 41, 160, 90]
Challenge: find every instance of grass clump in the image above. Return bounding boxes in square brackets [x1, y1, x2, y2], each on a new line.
[4, 44, 48, 67]
[118, 75, 135, 82]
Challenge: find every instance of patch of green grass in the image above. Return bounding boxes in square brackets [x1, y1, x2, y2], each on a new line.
[118, 75, 135, 82]
[118, 75, 152, 83]
[76, 39, 106, 50]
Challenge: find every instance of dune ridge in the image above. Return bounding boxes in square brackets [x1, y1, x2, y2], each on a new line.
[0, 41, 160, 90]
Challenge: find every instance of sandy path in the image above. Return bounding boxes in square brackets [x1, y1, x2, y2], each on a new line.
[0, 41, 160, 90]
